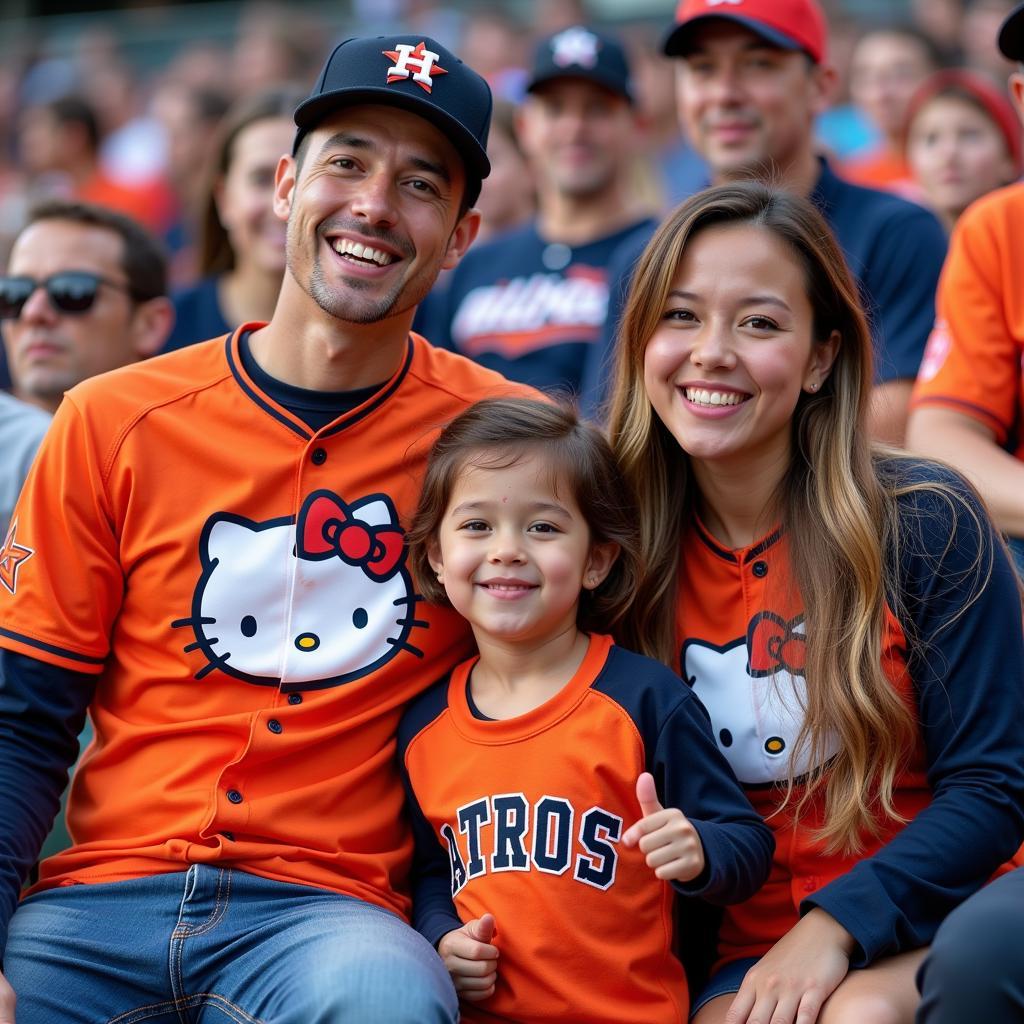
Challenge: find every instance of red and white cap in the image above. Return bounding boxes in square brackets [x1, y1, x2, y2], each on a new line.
[662, 0, 828, 65]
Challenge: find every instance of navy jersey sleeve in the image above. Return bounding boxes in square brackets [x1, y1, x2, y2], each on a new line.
[804, 462, 1024, 966]
[596, 649, 774, 904]
[861, 204, 946, 384]
[396, 678, 463, 947]
[0, 650, 94, 955]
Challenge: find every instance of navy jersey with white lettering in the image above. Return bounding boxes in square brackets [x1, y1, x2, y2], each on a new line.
[414, 218, 656, 399]
[397, 633, 773, 1023]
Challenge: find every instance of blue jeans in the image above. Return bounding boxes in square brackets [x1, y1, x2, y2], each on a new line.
[4, 866, 457, 1023]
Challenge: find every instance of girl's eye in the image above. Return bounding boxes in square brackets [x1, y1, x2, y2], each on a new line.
[528, 522, 559, 534]
[460, 520, 489, 532]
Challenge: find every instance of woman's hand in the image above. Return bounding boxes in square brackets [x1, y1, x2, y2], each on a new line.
[725, 909, 856, 1024]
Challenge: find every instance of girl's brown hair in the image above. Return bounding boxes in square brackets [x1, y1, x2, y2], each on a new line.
[407, 398, 642, 636]
[608, 181, 991, 853]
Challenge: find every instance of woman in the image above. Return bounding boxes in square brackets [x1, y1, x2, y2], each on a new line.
[163, 85, 304, 351]
[607, 182, 1024, 1023]
[904, 69, 1020, 233]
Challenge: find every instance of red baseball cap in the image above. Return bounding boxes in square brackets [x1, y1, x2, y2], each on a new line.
[663, 0, 828, 65]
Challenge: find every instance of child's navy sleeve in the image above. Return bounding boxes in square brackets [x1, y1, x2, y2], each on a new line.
[804, 464, 1024, 966]
[396, 679, 463, 948]
[596, 649, 774, 904]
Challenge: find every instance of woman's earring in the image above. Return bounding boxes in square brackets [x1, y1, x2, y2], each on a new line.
[808, 381, 819, 392]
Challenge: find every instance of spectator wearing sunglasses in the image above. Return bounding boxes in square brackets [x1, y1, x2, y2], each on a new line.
[0, 201, 173, 415]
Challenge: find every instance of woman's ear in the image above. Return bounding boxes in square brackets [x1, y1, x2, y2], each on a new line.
[583, 541, 620, 590]
[803, 329, 841, 393]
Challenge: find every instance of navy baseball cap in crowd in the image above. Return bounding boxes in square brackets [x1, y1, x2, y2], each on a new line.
[998, 2, 1024, 60]
[293, 36, 492, 205]
[526, 25, 634, 104]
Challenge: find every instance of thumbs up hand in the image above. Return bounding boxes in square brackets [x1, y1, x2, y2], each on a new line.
[438, 913, 499, 1002]
[622, 772, 706, 883]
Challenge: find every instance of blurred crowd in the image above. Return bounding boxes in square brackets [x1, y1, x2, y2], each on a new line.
[1, 0, 1023, 521]
[0, 0, 1017, 283]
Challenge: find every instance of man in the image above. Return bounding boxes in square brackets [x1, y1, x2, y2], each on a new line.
[582, 0, 948, 443]
[18, 97, 173, 234]
[907, 3, 1024, 577]
[1, 200, 174, 414]
[0, 36, 523, 1022]
[415, 25, 655, 396]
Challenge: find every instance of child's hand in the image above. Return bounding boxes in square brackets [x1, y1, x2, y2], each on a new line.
[437, 913, 499, 1002]
[622, 772, 706, 883]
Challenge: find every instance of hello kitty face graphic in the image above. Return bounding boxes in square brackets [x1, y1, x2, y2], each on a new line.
[682, 612, 838, 786]
[172, 489, 425, 689]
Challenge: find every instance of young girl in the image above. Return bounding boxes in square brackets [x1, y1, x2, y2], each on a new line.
[606, 181, 1024, 1024]
[398, 397, 774, 1023]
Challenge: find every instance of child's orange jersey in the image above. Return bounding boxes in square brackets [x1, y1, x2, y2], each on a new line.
[911, 183, 1024, 457]
[398, 633, 774, 1024]
[0, 326, 528, 918]
[674, 469, 1024, 970]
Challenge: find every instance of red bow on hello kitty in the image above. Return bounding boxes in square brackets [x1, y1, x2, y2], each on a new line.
[297, 491, 405, 582]
[747, 612, 806, 676]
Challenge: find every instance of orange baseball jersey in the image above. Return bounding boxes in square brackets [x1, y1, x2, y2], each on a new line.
[675, 482, 1024, 969]
[0, 325, 528, 917]
[911, 183, 1024, 457]
[398, 633, 774, 1023]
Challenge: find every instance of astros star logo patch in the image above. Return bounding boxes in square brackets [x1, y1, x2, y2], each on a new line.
[0, 519, 33, 596]
[382, 41, 447, 93]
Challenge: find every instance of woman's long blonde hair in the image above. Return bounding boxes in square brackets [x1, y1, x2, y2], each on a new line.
[608, 182, 984, 853]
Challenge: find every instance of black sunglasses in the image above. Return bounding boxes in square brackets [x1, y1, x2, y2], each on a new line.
[0, 271, 135, 320]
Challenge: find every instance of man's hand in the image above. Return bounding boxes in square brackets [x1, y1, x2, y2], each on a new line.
[437, 913, 499, 1003]
[622, 772, 706, 883]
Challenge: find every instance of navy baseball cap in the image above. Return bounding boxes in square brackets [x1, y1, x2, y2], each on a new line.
[526, 26, 634, 104]
[293, 36, 492, 205]
[998, 2, 1024, 60]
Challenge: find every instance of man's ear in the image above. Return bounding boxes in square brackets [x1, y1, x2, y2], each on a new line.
[1010, 71, 1024, 122]
[441, 208, 482, 272]
[809, 63, 839, 117]
[273, 153, 297, 222]
[131, 296, 175, 357]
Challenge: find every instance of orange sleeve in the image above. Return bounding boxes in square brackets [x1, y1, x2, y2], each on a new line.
[0, 396, 123, 671]
[912, 195, 1022, 444]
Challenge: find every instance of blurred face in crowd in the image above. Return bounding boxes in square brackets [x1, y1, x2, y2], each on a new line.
[906, 94, 1016, 226]
[18, 108, 67, 174]
[849, 30, 935, 141]
[2, 220, 164, 410]
[674, 21, 831, 181]
[518, 78, 635, 200]
[216, 115, 294, 276]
